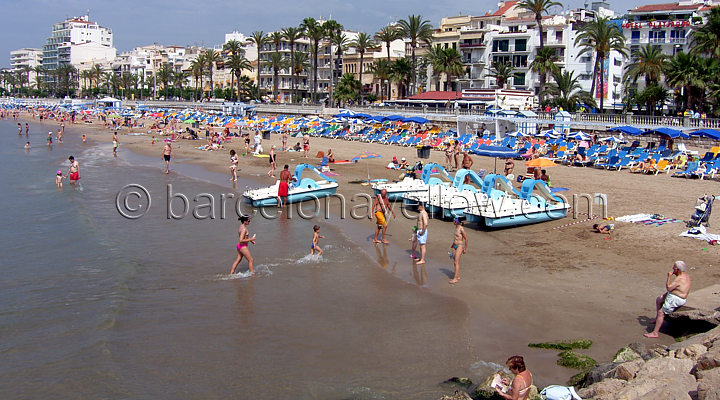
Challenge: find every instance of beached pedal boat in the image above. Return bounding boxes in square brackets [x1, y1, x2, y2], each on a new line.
[243, 164, 339, 207]
[425, 169, 489, 219]
[373, 163, 453, 202]
[464, 175, 570, 228]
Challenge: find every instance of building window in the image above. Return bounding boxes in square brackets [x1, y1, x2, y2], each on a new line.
[509, 25, 519, 33]
[649, 30, 666, 44]
[515, 39, 527, 52]
[514, 72, 525, 86]
[513, 55, 528, 67]
[670, 29, 686, 43]
[614, 58, 622, 66]
[555, 31, 562, 41]
[492, 55, 511, 65]
[452, 42, 457, 50]
[492, 39, 509, 52]
[631, 30, 640, 44]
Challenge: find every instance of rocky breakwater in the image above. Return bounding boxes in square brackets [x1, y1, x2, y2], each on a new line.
[578, 325, 720, 400]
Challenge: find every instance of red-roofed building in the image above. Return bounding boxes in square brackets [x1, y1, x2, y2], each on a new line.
[623, 1, 718, 63]
[408, 91, 462, 101]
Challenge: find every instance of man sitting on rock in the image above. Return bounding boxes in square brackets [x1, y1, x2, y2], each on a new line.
[644, 261, 691, 338]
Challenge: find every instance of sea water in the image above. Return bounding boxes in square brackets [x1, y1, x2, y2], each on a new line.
[0, 120, 485, 399]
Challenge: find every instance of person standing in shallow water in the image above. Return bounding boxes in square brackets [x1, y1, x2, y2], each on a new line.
[67, 156, 80, 185]
[162, 142, 172, 174]
[449, 218, 467, 284]
[231, 216, 256, 275]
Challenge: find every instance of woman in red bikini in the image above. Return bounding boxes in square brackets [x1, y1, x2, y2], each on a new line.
[230, 215, 256, 275]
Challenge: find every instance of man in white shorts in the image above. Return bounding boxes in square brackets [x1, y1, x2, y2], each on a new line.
[644, 261, 691, 338]
[414, 203, 429, 265]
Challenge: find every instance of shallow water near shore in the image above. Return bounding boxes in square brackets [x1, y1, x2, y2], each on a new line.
[0, 120, 492, 399]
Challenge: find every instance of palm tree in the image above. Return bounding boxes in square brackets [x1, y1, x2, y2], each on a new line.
[16, 71, 28, 96]
[227, 53, 251, 101]
[33, 66, 44, 94]
[102, 71, 114, 96]
[575, 16, 627, 112]
[266, 52, 288, 101]
[329, 25, 350, 102]
[335, 73, 361, 105]
[425, 44, 445, 91]
[301, 17, 325, 103]
[691, 7, 720, 59]
[636, 83, 670, 115]
[543, 70, 596, 112]
[120, 72, 137, 99]
[282, 27, 304, 102]
[436, 48, 464, 92]
[390, 58, 413, 98]
[368, 59, 391, 101]
[665, 52, 706, 111]
[529, 47, 560, 103]
[323, 20, 343, 105]
[517, 0, 562, 49]
[489, 61, 514, 88]
[190, 56, 205, 101]
[375, 25, 401, 99]
[56, 64, 78, 97]
[625, 44, 666, 86]
[223, 40, 244, 99]
[203, 49, 221, 97]
[156, 63, 173, 100]
[247, 31, 268, 97]
[90, 64, 104, 95]
[398, 15, 433, 95]
[350, 32, 376, 103]
[173, 70, 189, 100]
[292, 51, 310, 95]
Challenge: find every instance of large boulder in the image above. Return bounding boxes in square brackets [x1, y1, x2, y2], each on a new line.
[611, 358, 696, 400]
[675, 343, 709, 360]
[577, 378, 626, 399]
[613, 347, 641, 363]
[438, 390, 474, 400]
[697, 367, 720, 400]
[473, 372, 513, 400]
[694, 348, 720, 373]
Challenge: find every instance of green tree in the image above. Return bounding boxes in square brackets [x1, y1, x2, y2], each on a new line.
[575, 16, 627, 113]
[173, 70, 189, 100]
[322, 20, 343, 104]
[398, 15, 433, 95]
[292, 51, 310, 94]
[247, 31, 268, 98]
[350, 32, 376, 103]
[517, 0, 562, 49]
[203, 49, 221, 97]
[156, 63, 173, 100]
[489, 61, 514, 88]
[625, 44, 666, 86]
[266, 52, 289, 101]
[33, 66, 44, 94]
[301, 17, 325, 103]
[56, 64, 78, 97]
[529, 46, 560, 104]
[434, 48, 464, 91]
[390, 58, 413, 98]
[542, 70, 596, 112]
[282, 27, 304, 102]
[223, 40, 244, 100]
[376, 25, 401, 96]
[226, 54, 251, 101]
[368, 59, 391, 101]
[335, 73, 361, 105]
[636, 83, 670, 115]
[691, 7, 720, 59]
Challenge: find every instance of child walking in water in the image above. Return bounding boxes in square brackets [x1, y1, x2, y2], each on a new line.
[55, 170, 64, 188]
[229, 149, 238, 181]
[231, 215, 256, 275]
[310, 225, 325, 256]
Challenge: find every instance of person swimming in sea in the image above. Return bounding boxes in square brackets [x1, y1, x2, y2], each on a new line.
[310, 225, 325, 256]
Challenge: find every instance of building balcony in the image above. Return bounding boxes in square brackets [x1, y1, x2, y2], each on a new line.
[649, 38, 667, 44]
[463, 59, 486, 65]
[668, 38, 687, 44]
[544, 41, 566, 47]
[459, 42, 486, 48]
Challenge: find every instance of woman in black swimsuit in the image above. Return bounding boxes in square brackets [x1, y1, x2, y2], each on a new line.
[267, 145, 277, 177]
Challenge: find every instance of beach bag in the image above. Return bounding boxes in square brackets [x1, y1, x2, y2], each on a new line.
[540, 385, 582, 400]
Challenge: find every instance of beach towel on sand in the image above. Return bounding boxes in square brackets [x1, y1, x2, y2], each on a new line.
[679, 225, 720, 243]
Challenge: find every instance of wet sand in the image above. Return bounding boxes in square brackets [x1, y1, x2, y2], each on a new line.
[22, 112, 720, 386]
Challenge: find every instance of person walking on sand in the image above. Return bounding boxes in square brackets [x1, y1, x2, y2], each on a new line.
[162, 142, 172, 174]
[282, 131, 288, 152]
[67, 156, 80, 185]
[302, 135, 310, 158]
[112, 131, 119, 157]
[278, 164, 291, 207]
[372, 189, 396, 244]
[413, 203, 429, 264]
[268, 145, 277, 177]
[644, 261, 691, 338]
[229, 149, 239, 182]
[310, 225, 325, 256]
[231, 215, 256, 275]
[449, 218, 468, 284]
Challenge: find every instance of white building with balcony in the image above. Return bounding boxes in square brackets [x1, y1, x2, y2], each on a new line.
[42, 14, 116, 74]
[9, 48, 43, 83]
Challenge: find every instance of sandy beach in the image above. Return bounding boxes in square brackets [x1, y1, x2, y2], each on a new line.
[21, 111, 720, 386]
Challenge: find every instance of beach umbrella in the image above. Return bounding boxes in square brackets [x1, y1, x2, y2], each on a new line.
[645, 127, 689, 139]
[608, 125, 643, 135]
[506, 130, 529, 137]
[385, 115, 404, 121]
[183, 119, 196, 124]
[689, 129, 720, 140]
[536, 130, 559, 139]
[470, 145, 521, 173]
[525, 158, 557, 168]
[353, 113, 372, 119]
[402, 116, 429, 124]
[567, 131, 592, 141]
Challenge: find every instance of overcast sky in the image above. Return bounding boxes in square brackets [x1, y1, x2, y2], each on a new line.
[3, 0, 648, 67]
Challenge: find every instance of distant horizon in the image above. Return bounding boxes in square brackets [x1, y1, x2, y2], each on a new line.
[0, 0, 674, 67]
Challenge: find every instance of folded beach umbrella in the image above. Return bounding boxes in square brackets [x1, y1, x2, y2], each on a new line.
[608, 125, 643, 135]
[526, 158, 557, 168]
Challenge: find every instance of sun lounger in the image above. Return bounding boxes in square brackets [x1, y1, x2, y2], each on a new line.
[673, 161, 699, 178]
